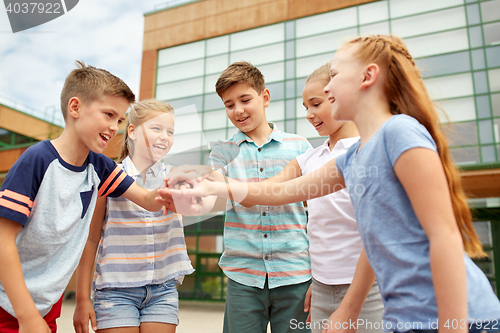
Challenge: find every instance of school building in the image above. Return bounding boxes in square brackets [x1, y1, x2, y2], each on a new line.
[1, 0, 499, 301]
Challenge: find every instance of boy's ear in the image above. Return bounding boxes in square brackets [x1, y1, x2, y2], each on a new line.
[262, 88, 271, 108]
[360, 63, 380, 90]
[67, 97, 81, 119]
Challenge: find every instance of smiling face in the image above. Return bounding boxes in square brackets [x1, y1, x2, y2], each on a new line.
[324, 47, 365, 121]
[128, 111, 175, 169]
[222, 82, 270, 137]
[76, 95, 129, 154]
[303, 80, 347, 137]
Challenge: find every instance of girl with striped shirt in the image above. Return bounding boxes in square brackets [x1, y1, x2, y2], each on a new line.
[73, 99, 193, 333]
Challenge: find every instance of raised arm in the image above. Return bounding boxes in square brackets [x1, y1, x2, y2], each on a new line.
[237, 158, 303, 208]
[121, 182, 163, 212]
[169, 158, 345, 207]
[156, 165, 222, 216]
[394, 148, 467, 332]
[0, 218, 50, 333]
[73, 197, 106, 333]
[267, 158, 303, 183]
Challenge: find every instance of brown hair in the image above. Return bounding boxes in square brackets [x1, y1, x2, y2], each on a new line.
[215, 61, 266, 98]
[60, 61, 135, 120]
[118, 99, 175, 163]
[342, 35, 485, 258]
[305, 62, 331, 88]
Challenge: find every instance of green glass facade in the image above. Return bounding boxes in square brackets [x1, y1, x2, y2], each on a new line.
[154, 0, 500, 300]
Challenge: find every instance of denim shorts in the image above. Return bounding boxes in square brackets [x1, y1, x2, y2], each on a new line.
[94, 279, 179, 330]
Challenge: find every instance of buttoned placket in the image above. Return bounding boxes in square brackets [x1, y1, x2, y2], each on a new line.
[140, 169, 156, 283]
[144, 214, 155, 283]
[257, 144, 271, 267]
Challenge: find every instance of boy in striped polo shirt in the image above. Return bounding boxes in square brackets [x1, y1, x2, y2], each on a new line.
[0, 62, 166, 333]
[178, 61, 313, 333]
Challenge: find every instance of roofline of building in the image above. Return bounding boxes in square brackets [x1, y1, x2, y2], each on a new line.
[144, 0, 203, 16]
[0, 102, 63, 129]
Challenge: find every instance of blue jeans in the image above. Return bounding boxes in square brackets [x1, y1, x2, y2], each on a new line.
[93, 279, 179, 330]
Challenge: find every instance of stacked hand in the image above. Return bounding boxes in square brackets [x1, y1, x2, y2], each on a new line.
[167, 165, 214, 185]
[156, 165, 215, 215]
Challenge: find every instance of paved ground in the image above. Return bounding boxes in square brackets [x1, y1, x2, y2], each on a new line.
[58, 298, 226, 333]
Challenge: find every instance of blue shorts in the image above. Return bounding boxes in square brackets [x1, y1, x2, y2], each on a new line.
[94, 279, 179, 330]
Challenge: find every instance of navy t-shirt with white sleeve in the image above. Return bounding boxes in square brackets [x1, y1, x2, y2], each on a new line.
[0, 140, 134, 317]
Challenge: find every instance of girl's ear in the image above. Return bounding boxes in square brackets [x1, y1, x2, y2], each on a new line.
[360, 63, 380, 90]
[128, 124, 137, 141]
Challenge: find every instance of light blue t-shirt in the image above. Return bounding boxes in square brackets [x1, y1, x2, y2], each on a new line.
[336, 114, 500, 331]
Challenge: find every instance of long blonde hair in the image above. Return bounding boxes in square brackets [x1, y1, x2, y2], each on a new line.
[118, 99, 174, 163]
[343, 35, 485, 258]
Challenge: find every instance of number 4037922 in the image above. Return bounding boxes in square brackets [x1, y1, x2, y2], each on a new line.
[5, 2, 62, 14]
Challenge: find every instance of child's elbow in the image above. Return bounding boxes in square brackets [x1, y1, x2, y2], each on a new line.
[240, 201, 255, 208]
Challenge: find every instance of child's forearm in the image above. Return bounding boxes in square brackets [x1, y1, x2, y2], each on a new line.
[322, 249, 377, 333]
[0, 219, 41, 322]
[209, 171, 344, 207]
[429, 233, 468, 332]
[146, 188, 163, 211]
[123, 183, 163, 212]
[337, 249, 376, 315]
[169, 160, 344, 206]
[75, 240, 98, 302]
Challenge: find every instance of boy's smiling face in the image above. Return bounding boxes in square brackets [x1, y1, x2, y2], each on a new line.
[222, 82, 270, 137]
[74, 95, 129, 154]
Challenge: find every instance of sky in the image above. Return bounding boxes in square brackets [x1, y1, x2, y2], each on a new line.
[0, 1, 165, 126]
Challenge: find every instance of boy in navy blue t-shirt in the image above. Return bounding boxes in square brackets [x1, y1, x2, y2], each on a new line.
[0, 62, 167, 333]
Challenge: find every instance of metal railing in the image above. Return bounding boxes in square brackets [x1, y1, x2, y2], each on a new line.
[0, 94, 64, 127]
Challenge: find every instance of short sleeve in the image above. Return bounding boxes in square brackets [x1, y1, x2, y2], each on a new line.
[91, 153, 134, 198]
[208, 141, 241, 176]
[384, 115, 437, 167]
[0, 145, 48, 225]
[336, 153, 346, 178]
[295, 147, 314, 173]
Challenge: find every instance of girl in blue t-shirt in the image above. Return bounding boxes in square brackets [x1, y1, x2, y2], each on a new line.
[74, 99, 194, 333]
[165, 35, 500, 333]
[265, 62, 385, 333]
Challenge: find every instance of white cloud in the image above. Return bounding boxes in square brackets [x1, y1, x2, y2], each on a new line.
[0, 1, 159, 125]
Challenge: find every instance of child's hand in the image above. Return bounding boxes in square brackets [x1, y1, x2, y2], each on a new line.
[155, 187, 178, 214]
[169, 176, 211, 199]
[304, 283, 312, 325]
[166, 165, 214, 187]
[163, 181, 205, 215]
[73, 298, 97, 333]
[322, 306, 357, 333]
